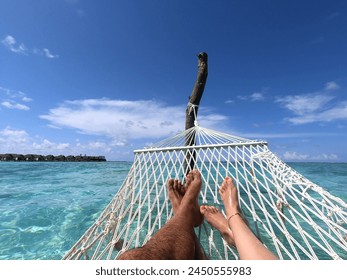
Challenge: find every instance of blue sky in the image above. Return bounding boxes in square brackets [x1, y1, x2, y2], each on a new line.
[1, 0, 347, 161]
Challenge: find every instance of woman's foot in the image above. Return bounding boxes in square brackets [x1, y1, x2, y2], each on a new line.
[200, 205, 235, 246]
[219, 177, 241, 218]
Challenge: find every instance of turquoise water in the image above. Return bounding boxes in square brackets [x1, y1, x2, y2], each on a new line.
[0, 162, 131, 260]
[0, 161, 346, 260]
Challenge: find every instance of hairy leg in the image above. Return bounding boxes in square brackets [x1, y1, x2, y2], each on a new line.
[183, 170, 204, 226]
[118, 170, 203, 260]
[167, 178, 206, 259]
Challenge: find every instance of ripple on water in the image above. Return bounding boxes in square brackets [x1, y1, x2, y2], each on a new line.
[0, 162, 131, 259]
[1, 161, 346, 259]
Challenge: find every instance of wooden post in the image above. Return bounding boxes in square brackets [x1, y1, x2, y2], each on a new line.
[185, 52, 208, 174]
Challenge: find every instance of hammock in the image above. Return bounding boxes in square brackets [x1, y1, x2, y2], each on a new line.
[63, 124, 347, 260]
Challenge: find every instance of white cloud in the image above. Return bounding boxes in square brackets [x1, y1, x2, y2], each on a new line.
[34, 48, 59, 59]
[40, 98, 228, 142]
[32, 139, 70, 151]
[275, 82, 347, 124]
[1, 35, 27, 54]
[0, 87, 29, 99]
[2, 35, 58, 58]
[0, 127, 32, 154]
[287, 101, 347, 124]
[0, 127, 113, 157]
[275, 94, 333, 115]
[237, 95, 247, 101]
[312, 154, 338, 160]
[241, 131, 335, 140]
[199, 113, 227, 123]
[283, 151, 338, 161]
[78, 141, 114, 152]
[324, 81, 340, 91]
[43, 48, 58, 58]
[237, 90, 266, 102]
[250, 92, 265, 101]
[1, 101, 30, 110]
[0, 127, 29, 144]
[283, 151, 309, 161]
[225, 100, 234, 104]
[22, 96, 33, 102]
[0, 86, 32, 110]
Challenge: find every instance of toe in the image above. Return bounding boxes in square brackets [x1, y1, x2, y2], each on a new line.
[186, 173, 192, 186]
[168, 178, 174, 189]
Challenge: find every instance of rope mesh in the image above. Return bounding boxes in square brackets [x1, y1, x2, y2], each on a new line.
[63, 126, 347, 260]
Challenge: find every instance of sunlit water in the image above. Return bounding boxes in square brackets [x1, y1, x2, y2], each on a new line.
[0, 161, 346, 259]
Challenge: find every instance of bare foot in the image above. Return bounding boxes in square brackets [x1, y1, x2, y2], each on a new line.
[219, 177, 240, 218]
[200, 205, 235, 246]
[167, 179, 185, 214]
[182, 170, 204, 227]
[185, 170, 202, 198]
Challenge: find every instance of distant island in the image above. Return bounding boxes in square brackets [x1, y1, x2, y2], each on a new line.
[0, 153, 106, 162]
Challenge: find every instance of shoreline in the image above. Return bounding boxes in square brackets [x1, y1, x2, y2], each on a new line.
[0, 153, 106, 162]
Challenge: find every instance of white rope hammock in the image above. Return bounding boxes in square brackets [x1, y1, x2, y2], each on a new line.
[63, 125, 347, 260]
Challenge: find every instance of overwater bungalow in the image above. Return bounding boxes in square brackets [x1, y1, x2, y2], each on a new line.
[0, 154, 13, 161]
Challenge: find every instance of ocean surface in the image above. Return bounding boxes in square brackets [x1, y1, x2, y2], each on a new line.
[0, 161, 346, 260]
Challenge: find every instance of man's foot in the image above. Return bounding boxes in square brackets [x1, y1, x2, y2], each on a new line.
[200, 205, 236, 246]
[219, 177, 240, 218]
[182, 170, 204, 227]
[167, 179, 185, 214]
[185, 170, 202, 198]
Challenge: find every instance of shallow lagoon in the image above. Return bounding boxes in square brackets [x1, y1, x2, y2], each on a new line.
[0, 161, 346, 259]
